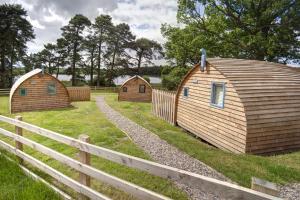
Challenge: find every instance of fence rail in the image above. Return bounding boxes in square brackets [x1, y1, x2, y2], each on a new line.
[0, 115, 280, 200]
[0, 88, 10, 96]
[91, 86, 119, 93]
[152, 89, 177, 125]
[67, 87, 91, 101]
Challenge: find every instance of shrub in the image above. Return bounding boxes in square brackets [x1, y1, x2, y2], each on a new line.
[142, 75, 150, 83]
[162, 66, 190, 90]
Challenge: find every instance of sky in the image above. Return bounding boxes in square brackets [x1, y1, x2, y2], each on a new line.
[1, 0, 178, 53]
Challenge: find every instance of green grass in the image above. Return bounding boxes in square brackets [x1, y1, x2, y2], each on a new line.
[0, 152, 61, 200]
[0, 96, 188, 200]
[103, 93, 300, 188]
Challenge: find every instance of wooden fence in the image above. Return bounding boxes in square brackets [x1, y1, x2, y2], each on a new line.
[0, 88, 10, 96]
[0, 115, 280, 200]
[152, 89, 177, 125]
[91, 86, 119, 93]
[67, 87, 91, 101]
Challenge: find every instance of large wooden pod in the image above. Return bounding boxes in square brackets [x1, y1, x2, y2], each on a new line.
[118, 75, 152, 102]
[10, 69, 70, 113]
[176, 58, 300, 155]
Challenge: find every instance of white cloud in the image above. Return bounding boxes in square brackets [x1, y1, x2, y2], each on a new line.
[26, 16, 45, 29]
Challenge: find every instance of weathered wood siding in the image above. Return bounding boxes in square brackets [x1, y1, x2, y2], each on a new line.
[176, 64, 248, 153]
[208, 58, 300, 154]
[67, 87, 90, 101]
[11, 73, 70, 113]
[152, 89, 176, 124]
[118, 77, 152, 102]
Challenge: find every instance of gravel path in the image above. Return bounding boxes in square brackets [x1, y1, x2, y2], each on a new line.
[96, 96, 229, 200]
[95, 96, 300, 200]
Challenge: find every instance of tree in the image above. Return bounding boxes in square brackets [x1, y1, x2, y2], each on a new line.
[165, 0, 300, 65]
[106, 23, 135, 85]
[55, 38, 70, 78]
[93, 15, 113, 86]
[84, 33, 97, 85]
[131, 38, 163, 74]
[0, 4, 34, 88]
[39, 43, 57, 74]
[61, 14, 91, 86]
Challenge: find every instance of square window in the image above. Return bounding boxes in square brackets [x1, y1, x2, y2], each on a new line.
[47, 83, 56, 95]
[211, 82, 226, 108]
[139, 85, 146, 93]
[183, 87, 189, 97]
[123, 87, 127, 92]
[19, 88, 27, 96]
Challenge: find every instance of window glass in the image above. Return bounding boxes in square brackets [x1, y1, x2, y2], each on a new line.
[183, 87, 189, 97]
[211, 83, 225, 108]
[123, 87, 127, 92]
[47, 83, 56, 95]
[19, 88, 27, 96]
[139, 85, 146, 93]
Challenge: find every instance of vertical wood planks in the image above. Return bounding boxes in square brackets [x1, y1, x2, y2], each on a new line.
[152, 90, 176, 125]
[78, 134, 91, 200]
[15, 115, 23, 164]
[67, 87, 91, 101]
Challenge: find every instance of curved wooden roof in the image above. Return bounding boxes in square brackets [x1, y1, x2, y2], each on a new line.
[9, 69, 42, 103]
[119, 75, 152, 88]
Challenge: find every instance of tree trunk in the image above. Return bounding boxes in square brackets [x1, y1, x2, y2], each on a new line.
[90, 48, 94, 86]
[137, 52, 143, 75]
[110, 46, 117, 86]
[72, 43, 77, 86]
[97, 40, 102, 87]
[9, 44, 14, 87]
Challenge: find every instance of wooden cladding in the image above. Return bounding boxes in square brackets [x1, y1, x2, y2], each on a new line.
[67, 87, 91, 101]
[172, 58, 300, 154]
[152, 89, 176, 125]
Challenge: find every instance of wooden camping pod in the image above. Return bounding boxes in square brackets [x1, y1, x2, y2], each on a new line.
[175, 58, 300, 155]
[118, 75, 152, 102]
[10, 69, 70, 113]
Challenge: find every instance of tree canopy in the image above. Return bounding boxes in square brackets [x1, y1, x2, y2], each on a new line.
[163, 0, 300, 66]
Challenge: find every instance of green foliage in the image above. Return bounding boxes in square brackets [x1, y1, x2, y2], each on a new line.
[162, 66, 190, 90]
[0, 153, 61, 200]
[0, 95, 187, 199]
[0, 3, 34, 88]
[142, 75, 150, 83]
[104, 93, 300, 187]
[163, 0, 300, 65]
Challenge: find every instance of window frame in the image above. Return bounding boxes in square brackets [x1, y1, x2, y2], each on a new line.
[19, 88, 27, 96]
[122, 87, 127, 92]
[139, 84, 146, 93]
[210, 82, 226, 109]
[183, 87, 189, 98]
[47, 82, 57, 95]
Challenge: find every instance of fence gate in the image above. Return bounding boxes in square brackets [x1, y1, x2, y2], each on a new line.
[152, 89, 176, 125]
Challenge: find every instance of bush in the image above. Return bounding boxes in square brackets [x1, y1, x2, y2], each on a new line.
[162, 66, 190, 90]
[142, 75, 150, 83]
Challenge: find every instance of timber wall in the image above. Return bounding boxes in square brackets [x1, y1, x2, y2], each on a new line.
[118, 77, 152, 102]
[176, 64, 248, 153]
[11, 73, 70, 113]
[67, 87, 90, 101]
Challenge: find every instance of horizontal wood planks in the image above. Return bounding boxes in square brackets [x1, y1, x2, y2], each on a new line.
[118, 76, 152, 102]
[176, 64, 247, 153]
[208, 58, 300, 154]
[0, 115, 279, 200]
[67, 87, 91, 101]
[10, 73, 70, 113]
[152, 89, 176, 124]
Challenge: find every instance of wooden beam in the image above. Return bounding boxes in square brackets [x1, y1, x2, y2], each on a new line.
[15, 116, 23, 164]
[0, 139, 110, 200]
[78, 134, 91, 200]
[0, 128, 169, 200]
[0, 115, 281, 200]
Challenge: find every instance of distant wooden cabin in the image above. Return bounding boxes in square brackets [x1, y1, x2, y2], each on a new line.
[118, 75, 152, 102]
[10, 69, 70, 113]
[175, 58, 300, 155]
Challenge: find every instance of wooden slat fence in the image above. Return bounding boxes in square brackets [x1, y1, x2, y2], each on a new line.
[0, 88, 10, 96]
[67, 87, 91, 101]
[152, 89, 176, 125]
[0, 115, 280, 200]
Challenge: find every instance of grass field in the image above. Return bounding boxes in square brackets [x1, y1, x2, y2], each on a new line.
[103, 93, 300, 188]
[0, 152, 61, 200]
[0, 96, 187, 200]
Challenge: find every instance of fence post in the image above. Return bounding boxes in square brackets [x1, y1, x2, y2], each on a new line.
[78, 134, 91, 200]
[15, 116, 23, 164]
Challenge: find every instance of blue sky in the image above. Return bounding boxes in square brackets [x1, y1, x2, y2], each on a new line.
[1, 0, 178, 53]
